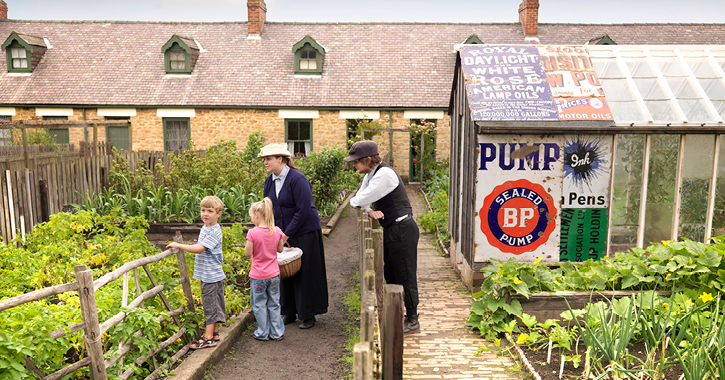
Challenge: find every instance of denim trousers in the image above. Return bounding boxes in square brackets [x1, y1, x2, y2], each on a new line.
[250, 275, 284, 340]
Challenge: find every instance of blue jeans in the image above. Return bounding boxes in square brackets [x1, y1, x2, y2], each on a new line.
[250, 275, 284, 340]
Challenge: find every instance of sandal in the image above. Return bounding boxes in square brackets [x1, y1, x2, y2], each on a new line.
[213, 332, 220, 341]
[190, 337, 217, 350]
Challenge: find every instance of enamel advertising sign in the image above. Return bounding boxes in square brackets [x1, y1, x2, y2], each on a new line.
[476, 134, 612, 263]
[461, 45, 613, 121]
[475, 135, 563, 262]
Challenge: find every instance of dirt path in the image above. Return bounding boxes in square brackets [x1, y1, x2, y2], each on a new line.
[205, 208, 359, 380]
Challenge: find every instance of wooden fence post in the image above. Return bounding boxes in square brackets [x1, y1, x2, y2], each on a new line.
[21, 123, 29, 171]
[382, 284, 404, 380]
[92, 123, 98, 156]
[74, 265, 108, 380]
[354, 341, 374, 380]
[173, 231, 195, 313]
[372, 229, 384, 328]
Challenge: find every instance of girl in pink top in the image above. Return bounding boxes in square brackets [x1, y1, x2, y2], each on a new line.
[245, 197, 285, 341]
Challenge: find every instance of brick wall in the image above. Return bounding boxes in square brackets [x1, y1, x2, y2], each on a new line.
[9, 106, 451, 182]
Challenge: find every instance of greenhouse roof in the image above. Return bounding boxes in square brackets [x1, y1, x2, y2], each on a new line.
[590, 45, 725, 127]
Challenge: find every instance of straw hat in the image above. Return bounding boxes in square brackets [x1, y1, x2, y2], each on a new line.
[257, 143, 291, 158]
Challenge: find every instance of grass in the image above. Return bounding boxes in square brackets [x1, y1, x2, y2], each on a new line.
[341, 270, 362, 379]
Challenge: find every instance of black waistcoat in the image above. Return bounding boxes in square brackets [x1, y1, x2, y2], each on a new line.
[371, 162, 412, 228]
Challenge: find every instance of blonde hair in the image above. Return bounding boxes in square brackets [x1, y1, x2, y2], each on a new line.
[249, 197, 275, 235]
[200, 195, 224, 213]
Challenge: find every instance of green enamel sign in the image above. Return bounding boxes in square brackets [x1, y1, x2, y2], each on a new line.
[559, 208, 607, 262]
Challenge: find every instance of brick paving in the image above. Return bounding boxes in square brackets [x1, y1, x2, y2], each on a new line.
[404, 187, 523, 380]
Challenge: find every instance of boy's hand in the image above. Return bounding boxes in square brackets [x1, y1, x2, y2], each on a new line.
[166, 242, 181, 249]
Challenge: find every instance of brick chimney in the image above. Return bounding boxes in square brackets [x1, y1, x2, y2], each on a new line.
[247, 0, 267, 38]
[0, 1, 8, 20]
[518, 0, 540, 43]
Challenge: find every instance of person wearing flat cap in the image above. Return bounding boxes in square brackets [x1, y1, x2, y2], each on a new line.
[346, 140, 420, 335]
[258, 143, 329, 329]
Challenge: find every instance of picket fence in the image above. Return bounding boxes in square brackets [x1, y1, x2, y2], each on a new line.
[0, 150, 176, 243]
[354, 209, 404, 380]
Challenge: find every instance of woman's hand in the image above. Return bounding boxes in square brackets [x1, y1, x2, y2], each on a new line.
[282, 234, 290, 244]
[368, 210, 384, 220]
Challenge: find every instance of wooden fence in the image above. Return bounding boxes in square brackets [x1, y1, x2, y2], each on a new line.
[354, 209, 404, 380]
[0, 232, 196, 380]
[0, 150, 177, 243]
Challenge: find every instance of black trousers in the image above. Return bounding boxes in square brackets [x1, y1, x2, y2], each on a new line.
[280, 229, 329, 320]
[383, 217, 420, 316]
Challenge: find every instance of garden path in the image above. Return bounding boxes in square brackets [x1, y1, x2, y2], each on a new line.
[203, 186, 523, 379]
[404, 187, 523, 380]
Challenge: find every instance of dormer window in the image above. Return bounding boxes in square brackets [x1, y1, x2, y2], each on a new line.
[2, 31, 47, 74]
[463, 35, 484, 45]
[161, 35, 199, 75]
[292, 36, 325, 76]
[300, 50, 317, 70]
[10, 44, 27, 69]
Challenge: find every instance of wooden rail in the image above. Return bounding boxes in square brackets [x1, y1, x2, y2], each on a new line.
[0, 233, 196, 379]
[354, 208, 404, 380]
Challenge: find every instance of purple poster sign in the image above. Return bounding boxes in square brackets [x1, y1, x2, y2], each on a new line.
[461, 46, 558, 121]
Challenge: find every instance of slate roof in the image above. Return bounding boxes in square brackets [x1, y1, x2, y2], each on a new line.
[0, 20, 724, 109]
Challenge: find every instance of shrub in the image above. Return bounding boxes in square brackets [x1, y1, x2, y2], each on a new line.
[296, 146, 362, 217]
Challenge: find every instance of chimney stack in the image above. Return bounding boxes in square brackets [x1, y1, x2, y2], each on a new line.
[247, 0, 267, 38]
[518, 0, 540, 43]
[0, 1, 8, 20]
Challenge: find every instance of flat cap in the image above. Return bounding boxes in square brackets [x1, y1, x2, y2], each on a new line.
[344, 140, 378, 162]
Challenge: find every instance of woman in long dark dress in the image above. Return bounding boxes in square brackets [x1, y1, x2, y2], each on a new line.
[257, 143, 328, 329]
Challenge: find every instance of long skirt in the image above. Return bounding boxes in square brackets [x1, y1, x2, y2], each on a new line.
[280, 229, 329, 320]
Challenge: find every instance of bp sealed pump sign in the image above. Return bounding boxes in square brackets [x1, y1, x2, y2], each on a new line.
[475, 134, 613, 263]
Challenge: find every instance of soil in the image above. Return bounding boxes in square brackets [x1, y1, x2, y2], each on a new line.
[518, 341, 684, 380]
[193, 208, 357, 380]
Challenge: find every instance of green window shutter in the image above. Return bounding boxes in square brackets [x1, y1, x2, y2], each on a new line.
[105, 117, 130, 150]
[48, 128, 70, 144]
[44, 116, 69, 145]
[163, 117, 190, 151]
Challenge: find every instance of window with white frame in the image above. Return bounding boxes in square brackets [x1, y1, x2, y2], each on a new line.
[11, 47, 27, 69]
[285, 119, 312, 158]
[0, 116, 11, 146]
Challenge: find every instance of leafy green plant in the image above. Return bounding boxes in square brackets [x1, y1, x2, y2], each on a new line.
[0, 209, 252, 379]
[296, 146, 361, 217]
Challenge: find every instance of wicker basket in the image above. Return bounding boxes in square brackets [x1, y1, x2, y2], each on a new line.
[278, 246, 303, 279]
[279, 257, 302, 279]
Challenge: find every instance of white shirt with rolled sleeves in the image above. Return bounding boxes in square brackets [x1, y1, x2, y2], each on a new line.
[350, 164, 409, 222]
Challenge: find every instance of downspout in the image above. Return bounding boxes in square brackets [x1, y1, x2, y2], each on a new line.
[388, 110, 393, 164]
[82, 109, 87, 144]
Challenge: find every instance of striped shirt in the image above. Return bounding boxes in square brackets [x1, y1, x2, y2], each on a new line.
[193, 224, 225, 283]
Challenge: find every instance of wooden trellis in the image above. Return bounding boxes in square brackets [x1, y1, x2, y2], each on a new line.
[0, 233, 197, 380]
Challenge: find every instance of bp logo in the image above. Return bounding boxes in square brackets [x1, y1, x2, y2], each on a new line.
[480, 179, 557, 255]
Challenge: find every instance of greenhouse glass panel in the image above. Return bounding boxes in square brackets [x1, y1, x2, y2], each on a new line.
[600, 78, 635, 101]
[676, 99, 711, 122]
[685, 58, 718, 77]
[644, 134, 679, 244]
[666, 77, 700, 98]
[653, 57, 686, 76]
[634, 78, 668, 99]
[699, 78, 725, 100]
[610, 134, 645, 253]
[714, 135, 725, 238]
[625, 58, 655, 78]
[679, 135, 715, 241]
[644, 100, 678, 122]
[610, 101, 646, 122]
[592, 58, 623, 78]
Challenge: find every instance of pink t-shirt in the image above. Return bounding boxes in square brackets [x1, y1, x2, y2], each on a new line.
[247, 226, 283, 280]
